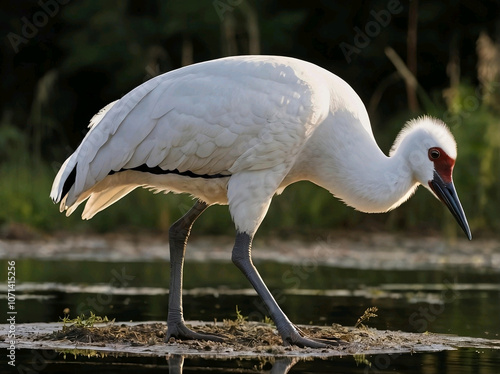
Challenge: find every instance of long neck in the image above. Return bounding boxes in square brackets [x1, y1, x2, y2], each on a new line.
[297, 120, 419, 214]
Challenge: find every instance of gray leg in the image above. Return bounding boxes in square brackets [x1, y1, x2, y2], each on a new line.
[232, 232, 342, 348]
[166, 200, 222, 342]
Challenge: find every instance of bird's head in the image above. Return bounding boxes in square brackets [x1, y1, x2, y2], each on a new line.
[390, 116, 472, 240]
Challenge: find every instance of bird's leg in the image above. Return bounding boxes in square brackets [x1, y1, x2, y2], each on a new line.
[165, 200, 222, 342]
[231, 232, 343, 348]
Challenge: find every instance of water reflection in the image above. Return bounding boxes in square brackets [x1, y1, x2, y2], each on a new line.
[168, 355, 297, 374]
[166, 350, 500, 374]
[168, 355, 183, 374]
[5, 348, 500, 373]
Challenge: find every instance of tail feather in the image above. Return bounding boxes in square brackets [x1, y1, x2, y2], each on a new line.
[81, 183, 139, 220]
[51, 76, 163, 218]
[55, 171, 144, 218]
[50, 100, 121, 213]
[55, 174, 140, 219]
[50, 155, 77, 204]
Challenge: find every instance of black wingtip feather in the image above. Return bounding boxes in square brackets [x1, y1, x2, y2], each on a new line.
[61, 164, 77, 199]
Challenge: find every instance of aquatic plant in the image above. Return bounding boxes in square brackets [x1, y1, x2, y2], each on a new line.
[355, 307, 378, 329]
[60, 310, 115, 328]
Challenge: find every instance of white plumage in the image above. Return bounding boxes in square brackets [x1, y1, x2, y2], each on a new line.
[51, 55, 471, 347]
[50, 56, 348, 231]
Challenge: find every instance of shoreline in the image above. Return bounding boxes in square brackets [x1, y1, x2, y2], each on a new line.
[1, 231, 499, 271]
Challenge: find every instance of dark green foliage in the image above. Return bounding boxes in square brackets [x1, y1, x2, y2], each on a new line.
[1, 1, 499, 237]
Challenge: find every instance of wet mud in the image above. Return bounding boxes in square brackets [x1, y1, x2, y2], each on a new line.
[3, 320, 499, 359]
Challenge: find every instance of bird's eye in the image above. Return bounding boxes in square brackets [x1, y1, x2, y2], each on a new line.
[429, 149, 440, 160]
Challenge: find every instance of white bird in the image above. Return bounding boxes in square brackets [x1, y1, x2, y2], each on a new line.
[51, 55, 471, 348]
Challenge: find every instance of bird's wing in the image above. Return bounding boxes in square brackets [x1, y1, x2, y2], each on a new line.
[52, 57, 331, 212]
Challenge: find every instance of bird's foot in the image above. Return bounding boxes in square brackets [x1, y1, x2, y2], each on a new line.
[165, 321, 225, 343]
[282, 326, 346, 348]
[284, 334, 344, 348]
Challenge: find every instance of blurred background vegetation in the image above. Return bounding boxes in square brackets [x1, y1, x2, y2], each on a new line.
[0, 0, 499, 239]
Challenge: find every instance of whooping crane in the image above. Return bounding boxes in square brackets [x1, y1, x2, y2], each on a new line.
[51, 55, 471, 348]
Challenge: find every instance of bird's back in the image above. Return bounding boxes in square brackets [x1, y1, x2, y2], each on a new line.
[51, 56, 372, 217]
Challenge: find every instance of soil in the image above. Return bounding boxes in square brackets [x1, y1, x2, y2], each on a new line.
[1, 320, 493, 359]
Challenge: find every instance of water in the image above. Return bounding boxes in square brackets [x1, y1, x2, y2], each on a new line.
[9, 348, 500, 373]
[1, 258, 500, 372]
